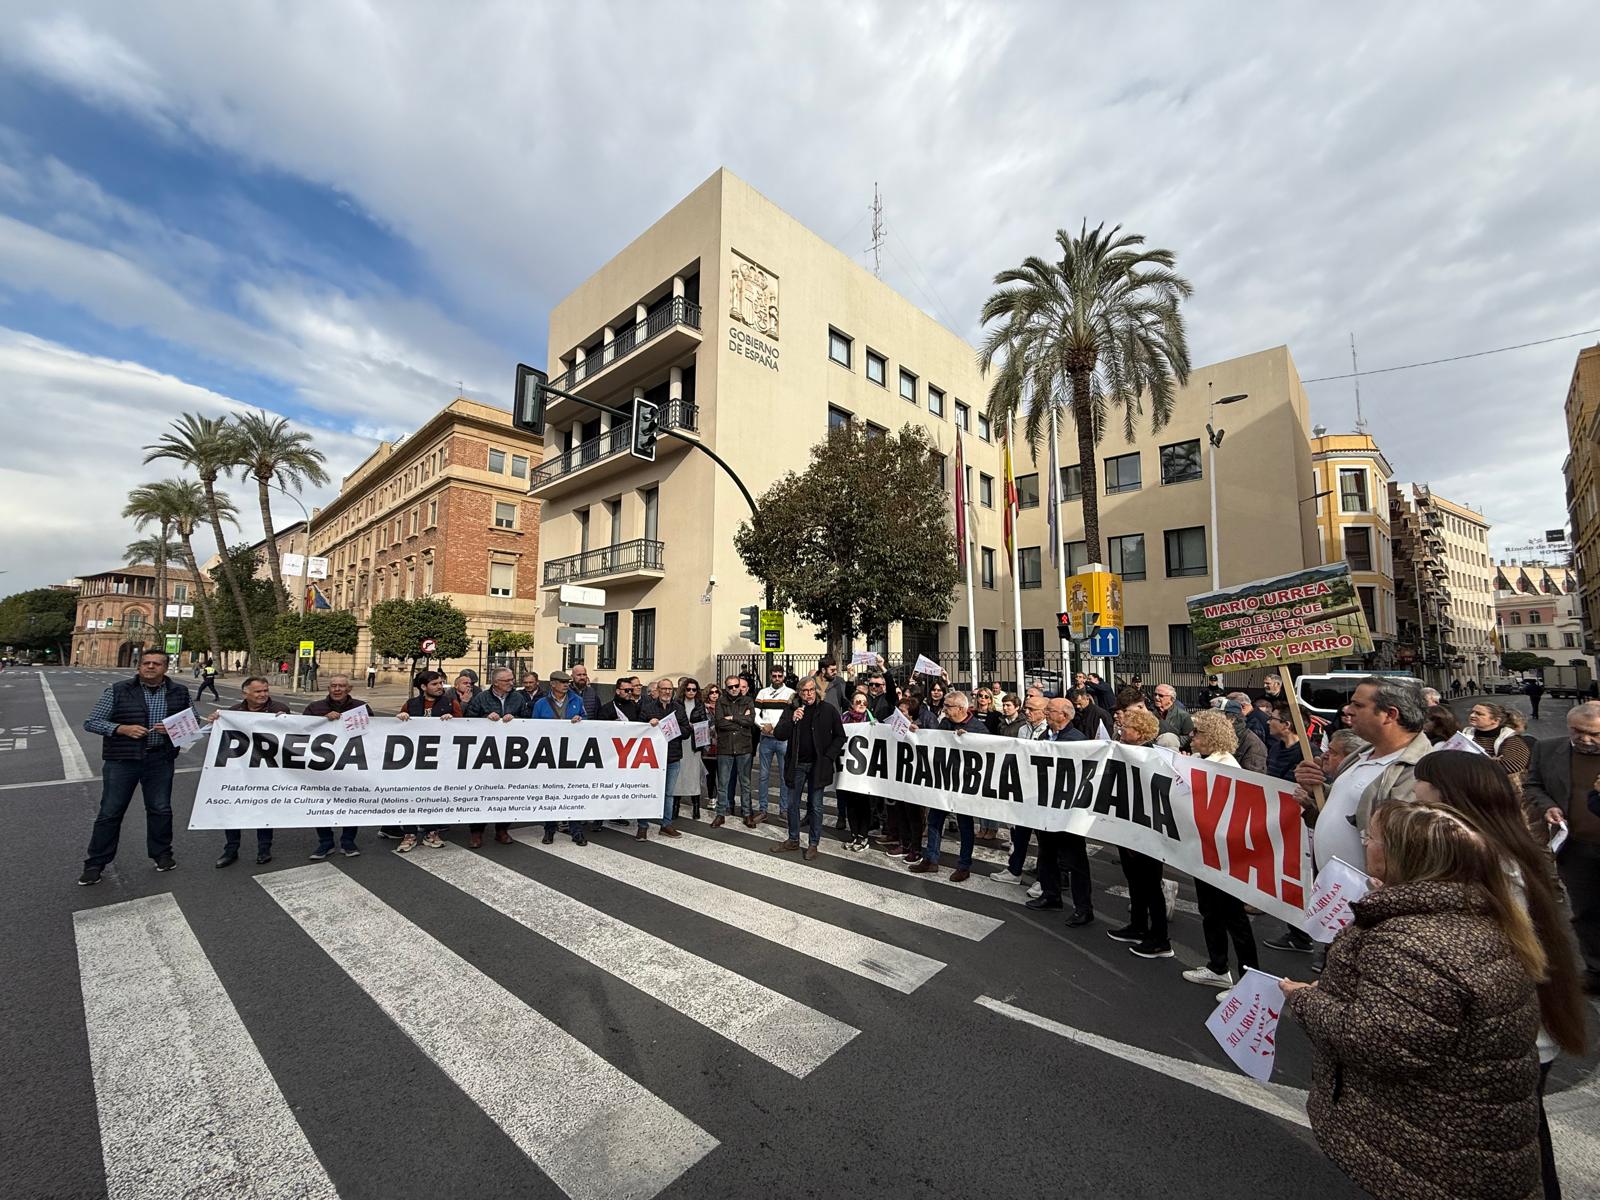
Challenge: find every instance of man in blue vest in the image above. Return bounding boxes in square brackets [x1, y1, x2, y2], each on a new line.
[79, 649, 192, 885]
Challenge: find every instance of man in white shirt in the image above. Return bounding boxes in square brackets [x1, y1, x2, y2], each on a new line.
[753, 664, 796, 824]
[1263, 675, 1431, 954]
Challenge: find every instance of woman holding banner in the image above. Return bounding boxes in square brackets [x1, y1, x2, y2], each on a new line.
[1281, 804, 1545, 1200]
[1411, 752, 1587, 1199]
[1180, 711, 1262, 988]
[1109, 708, 1173, 959]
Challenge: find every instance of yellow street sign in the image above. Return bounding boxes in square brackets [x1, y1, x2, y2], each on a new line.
[758, 610, 784, 653]
[298, 639, 315, 659]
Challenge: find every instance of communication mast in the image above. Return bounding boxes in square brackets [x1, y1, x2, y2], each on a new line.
[1350, 332, 1368, 434]
[867, 182, 885, 278]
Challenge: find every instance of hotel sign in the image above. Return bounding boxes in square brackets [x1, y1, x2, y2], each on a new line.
[728, 250, 779, 370]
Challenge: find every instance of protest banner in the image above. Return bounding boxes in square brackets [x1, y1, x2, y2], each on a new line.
[882, 708, 913, 739]
[692, 720, 710, 750]
[341, 704, 370, 735]
[836, 725, 1310, 923]
[912, 654, 945, 678]
[1436, 729, 1488, 755]
[1205, 968, 1285, 1082]
[1303, 857, 1371, 943]
[849, 650, 877, 668]
[161, 705, 207, 750]
[190, 714, 666, 829]
[656, 710, 682, 742]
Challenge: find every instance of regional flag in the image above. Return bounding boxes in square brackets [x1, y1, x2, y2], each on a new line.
[1046, 420, 1061, 569]
[305, 584, 332, 612]
[954, 431, 968, 570]
[1002, 436, 1019, 558]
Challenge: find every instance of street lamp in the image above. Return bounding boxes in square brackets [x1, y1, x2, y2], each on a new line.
[1207, 385, 1249, 590]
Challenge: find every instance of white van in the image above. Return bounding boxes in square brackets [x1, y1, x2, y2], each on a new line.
[1295, 671, 1422, 722]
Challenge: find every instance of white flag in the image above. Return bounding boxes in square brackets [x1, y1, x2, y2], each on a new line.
[341, 704, 371, 735]
[656, 711, 682, 742]
[850, 650, 877, 667]
[1550, 820, 1569, 856]
[883, 707, 914, 739]
[162, 706, 207, 749]
[1096, 720, 1112, 741]
[1303, 856, 1372, 943]
[692, 720, 710, 750]
[912, 654, 945, 678]
[1205, 968, 1285, 1082]
[1437, 730, 1488, 756]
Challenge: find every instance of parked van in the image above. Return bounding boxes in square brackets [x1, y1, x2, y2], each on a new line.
[1295, 670, 1421, 722]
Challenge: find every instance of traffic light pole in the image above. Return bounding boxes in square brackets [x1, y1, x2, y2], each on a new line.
[519, 368, 777, 665]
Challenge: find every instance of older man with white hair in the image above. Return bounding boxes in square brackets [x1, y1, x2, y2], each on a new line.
[909, 690, 980, 882]
[1524, 700, 1600, 994]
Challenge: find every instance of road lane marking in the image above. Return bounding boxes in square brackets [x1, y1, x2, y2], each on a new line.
[259, 865, 715, 1200]
[520, 831, 944, 994]
[656, 828, 1003, 941]
[403, 842, 857, 1077]
[39, 671, 94, 781]
[973, 995, 1310, 1127]
[73, 893, 337, 1199]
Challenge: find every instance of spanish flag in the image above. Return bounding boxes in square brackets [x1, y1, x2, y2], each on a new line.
[1002, 436, 1018, 558]
[304, 584, 332, 612]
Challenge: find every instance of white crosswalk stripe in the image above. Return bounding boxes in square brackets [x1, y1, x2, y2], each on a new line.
[652, 827, 1004, 941]
[402, 842, 858, 1077]
[517, 830, 945, 993]
[73, 894, 337, 1200]
[259, 864, 718, 1200]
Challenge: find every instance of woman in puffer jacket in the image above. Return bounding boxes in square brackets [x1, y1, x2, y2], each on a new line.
[1282, 802, 1546, 1200]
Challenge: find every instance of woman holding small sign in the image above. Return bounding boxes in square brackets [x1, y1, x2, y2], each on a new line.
[1281, 803, 1548, 1200]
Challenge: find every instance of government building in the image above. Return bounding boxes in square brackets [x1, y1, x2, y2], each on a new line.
[526, 169, 1320, 690]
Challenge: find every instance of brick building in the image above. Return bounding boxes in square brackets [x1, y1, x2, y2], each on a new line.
[71, 564, 207, 668]
[306, 397, 543, 683]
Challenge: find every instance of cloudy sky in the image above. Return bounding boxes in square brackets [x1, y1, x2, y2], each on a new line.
[0, 1, 1595, 593]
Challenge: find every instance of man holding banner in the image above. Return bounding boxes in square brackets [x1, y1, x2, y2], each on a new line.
[464, 668, 530, 847]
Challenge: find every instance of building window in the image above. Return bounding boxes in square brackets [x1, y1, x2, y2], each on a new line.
[1022, 628, 1045, 671]
[981, 628, 998, 674]
[829, 329, 853, 368]
[866, 350, 887, 387]
[1358, 585, 1377, 630]
[1529, 611, 1542, 624]
[494, 502, 517, 529]
[1159, 440, 1202, 485]
[1107, 533, 1146, 581]
[1343, 527, 1373, 571]
[488, 448, 506, 474]
[1016, 473, 1039, 509]
[1564, 631, 1578, 648]
[1169, 624, 1198, 662]
[828, 405, 853, 431]
[1105, 453, 1142, 494]
[427, 499, 438, 528]
[955, 400, 970, 431]
[899, 368, 917, 403]
[1064, 540, 1089, 575]
[598, 612, 619, 670]
[980, 547, 996, 589]
[1510, 612, 1522, 624]
[928, 386, 945, 417]
[1123, 625, 1150, 658]
[422, 557, 434, 595]
[979, 474, 994, 507]
[172, 583, 188, 602]
[964, 465, 973, 499]
[632, 609, 656, 670]
[1339, 468, 1369, 513]
[489, 562, 515, 597]
[865, 422, 888, 441]
[511, 454, 529, 479]
[977, 413, 991, 441]
[1164, 526, 1208, 577]
[933, 453, 947, 490]
[1060, 464, 1082, 501]
[1018, 547, 1042, 589]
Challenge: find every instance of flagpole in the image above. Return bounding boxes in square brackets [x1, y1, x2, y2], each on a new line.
[963, 447, 980, 691]
[1049, 405, 1073, 685]
[1007, 415, 1024, 687]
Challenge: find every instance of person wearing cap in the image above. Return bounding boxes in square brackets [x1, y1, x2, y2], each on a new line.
[1223, 694, 1268, 773]
[533, 670, 588, 846]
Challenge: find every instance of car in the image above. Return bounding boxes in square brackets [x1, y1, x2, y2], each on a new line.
[1294, 670, 1422, 723]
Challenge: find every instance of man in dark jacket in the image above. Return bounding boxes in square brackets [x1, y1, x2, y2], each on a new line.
[638, 676, 689, 839]
[1224, 697, 1269, 773]
[1525, 676, 1547, 720]
[1153, 684, 1194, 749]
[1027, 698, 1095, 926]
[1264, 710, 1305, 781]
[1085, 673, 1116, 713]
[304, 675, 369, 859]
[713, 674, 757, 828]
[813, 659, 848, 711]
[212, 677, 291, 868]
[1523, 701, 1600, 992]
[769, 676, 845, 859]
[568, 664, 602, 720]
[599, 676, 641, 721]
[392, 670, 457, 851]
[1069, 688, 1113, 739]
[909, 691, 982, 882]
[78, 649, 192, 885]
[465, 668, 529, 846]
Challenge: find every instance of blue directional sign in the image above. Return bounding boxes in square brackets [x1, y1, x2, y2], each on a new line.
[1087, 627, 1121, 657]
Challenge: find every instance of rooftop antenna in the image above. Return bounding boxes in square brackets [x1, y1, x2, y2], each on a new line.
[1350, 332, 1368, 434]
[867, 182, 885, 278]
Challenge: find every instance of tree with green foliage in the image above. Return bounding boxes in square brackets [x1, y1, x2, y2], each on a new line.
[979, 221, 1192, 563]
[230, 411, 330, 614]
[369, 598, 469, 671]
[0, 588, 77, 662]
[125, 479, 233, 665]
[171, 545, 286, 657]
[488, 629, 535, 655]
[734, 423, 960, 657]
[1502, 651, 1555, 673]
[259, 610, 360, 665]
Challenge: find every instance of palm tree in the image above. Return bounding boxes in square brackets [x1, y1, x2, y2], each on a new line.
[230, 411, 329, 613]
[125, 479, 235, 665]
[122, 486, 178, 620]
[978, 221, 1192, 563]
[145, 414, 260, 663]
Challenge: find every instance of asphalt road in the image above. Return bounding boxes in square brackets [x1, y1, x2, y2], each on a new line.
[2, 668, 1595, 1200]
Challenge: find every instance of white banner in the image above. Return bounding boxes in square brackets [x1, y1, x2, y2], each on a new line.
[836, 725, 1311, 923]
[190, 714, 666, 829]
[911, 654, 945, 677]
[281, 552, 306, 577]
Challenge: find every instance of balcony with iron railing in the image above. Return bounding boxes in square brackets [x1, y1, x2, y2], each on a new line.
[529, 400, 698, 498]
[545, 297, 703, 422]
[542, 538, 666, 589]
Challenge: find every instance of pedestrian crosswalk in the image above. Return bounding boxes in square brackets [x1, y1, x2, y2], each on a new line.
[67, 820, 1022, 1198]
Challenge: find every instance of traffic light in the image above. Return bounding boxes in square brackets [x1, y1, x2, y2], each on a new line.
[513, 364, 547, 436]
[1056, 610, 1072, 640]
[739, 605, 760, 645]
[631, 397, 661, 462]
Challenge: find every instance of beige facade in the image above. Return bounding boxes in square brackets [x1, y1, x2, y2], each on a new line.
[1310, 432, 1397, 655]
[1395, 483, 1495, 683]
[71, 564, 207, 668]
[307, 398, 543, 683]
[530, 168, 1317, 687]
[1563, 344, 1600, 651]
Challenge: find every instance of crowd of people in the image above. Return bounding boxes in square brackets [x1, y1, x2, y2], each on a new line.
[76, 649, 1592, 1198]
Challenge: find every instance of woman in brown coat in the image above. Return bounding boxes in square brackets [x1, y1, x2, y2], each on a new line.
[1282, 803, 1546, 1200]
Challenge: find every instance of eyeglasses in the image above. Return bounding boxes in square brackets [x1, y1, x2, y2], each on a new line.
[943, 702, 962, 710]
